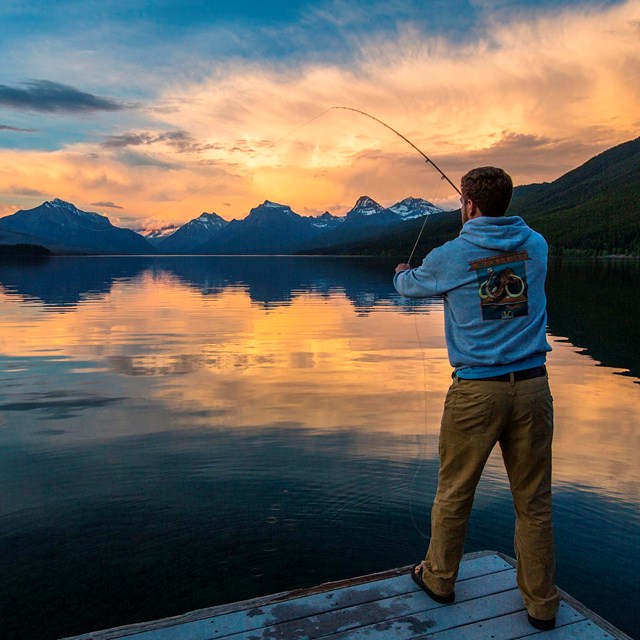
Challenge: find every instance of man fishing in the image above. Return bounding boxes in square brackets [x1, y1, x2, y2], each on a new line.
[394, 166, 560, 631]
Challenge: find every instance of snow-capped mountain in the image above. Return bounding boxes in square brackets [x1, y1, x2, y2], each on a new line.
[258, 200, 297, 216]
[135, 225, 180, 246]
[6, 199, 110, 233]
[346, 196, 385, 218]
[193, 195, 440, 255]
[388, 197, 443, 220]
[0, 199, 154, 254]
[297, 195, 445, 254]
[344, 196, 401, 225]
[159, 212, 228, 253]
[306, 211, 345, 230]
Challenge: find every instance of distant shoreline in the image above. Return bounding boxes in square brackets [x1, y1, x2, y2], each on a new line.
[597, 254, 640, 260]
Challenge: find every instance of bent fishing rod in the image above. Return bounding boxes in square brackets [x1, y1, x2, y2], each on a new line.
[331, 106, 461, 264]
[331, 106, 461, 196]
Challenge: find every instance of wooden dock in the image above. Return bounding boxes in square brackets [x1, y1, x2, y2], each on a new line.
[64, 551, 632, 640]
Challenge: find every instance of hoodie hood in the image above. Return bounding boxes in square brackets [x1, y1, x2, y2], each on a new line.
[460, 215, 532, 252]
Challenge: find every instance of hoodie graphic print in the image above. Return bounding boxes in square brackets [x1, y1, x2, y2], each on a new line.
[393, 216, 551, 376]
[470, 250, 529, 321]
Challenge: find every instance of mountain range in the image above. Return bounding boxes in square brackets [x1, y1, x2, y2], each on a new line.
[1, 135, 638, 257]
[0, 195, 442, 256]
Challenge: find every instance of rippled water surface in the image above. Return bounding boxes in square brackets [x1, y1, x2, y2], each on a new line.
[0, 256, 638, 639]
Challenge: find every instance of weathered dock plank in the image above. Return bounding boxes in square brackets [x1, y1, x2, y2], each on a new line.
[219, 569, 518, 640]
[62, 552, 631, 640]
[309, 590, 527, 640]
[414, 601, 586, 640]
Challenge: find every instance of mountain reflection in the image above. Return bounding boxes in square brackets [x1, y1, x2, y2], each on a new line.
[0, 256, 432, 312]
[164, 256, 404, 308]
[0, 256, 638, 379]
[0, 257, 148, 309]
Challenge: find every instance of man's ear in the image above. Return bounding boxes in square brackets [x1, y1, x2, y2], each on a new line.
[468, 198, 480, 218]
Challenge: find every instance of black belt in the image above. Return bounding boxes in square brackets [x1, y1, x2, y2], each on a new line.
[454, 365, 547, 382]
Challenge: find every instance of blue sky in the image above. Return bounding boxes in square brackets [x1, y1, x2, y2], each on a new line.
[0, 0, 637, 226]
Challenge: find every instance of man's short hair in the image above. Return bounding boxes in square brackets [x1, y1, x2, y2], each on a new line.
[461, 167, 513, 217]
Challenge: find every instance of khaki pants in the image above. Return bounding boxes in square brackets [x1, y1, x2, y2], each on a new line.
[421, 374, 560, 620]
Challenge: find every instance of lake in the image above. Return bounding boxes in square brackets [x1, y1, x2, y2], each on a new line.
[0, 256, 638, 639]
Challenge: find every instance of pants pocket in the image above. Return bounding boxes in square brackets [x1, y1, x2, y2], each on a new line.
[529, 392, 554, 444]
[444, 384, 496, 438]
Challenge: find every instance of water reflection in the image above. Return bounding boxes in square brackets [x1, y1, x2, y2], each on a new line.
[0, 256, 429, 313]
[546, 258, 640, 381]
[0, 256, 147, 309]
[1, 256, 638, 375]
[0, 256, 638, 639]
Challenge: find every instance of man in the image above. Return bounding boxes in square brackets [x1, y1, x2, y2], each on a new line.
[394, 166, 559, 630]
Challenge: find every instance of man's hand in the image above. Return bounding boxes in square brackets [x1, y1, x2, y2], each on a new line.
[395, 263, 412, 273]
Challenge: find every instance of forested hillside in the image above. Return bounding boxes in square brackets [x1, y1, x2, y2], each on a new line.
[513, 137, 640, 255]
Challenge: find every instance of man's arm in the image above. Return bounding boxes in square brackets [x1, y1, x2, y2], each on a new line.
[393, 248, 447, 298]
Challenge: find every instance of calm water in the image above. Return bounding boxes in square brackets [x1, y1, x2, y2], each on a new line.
[0, 256, 638, 639]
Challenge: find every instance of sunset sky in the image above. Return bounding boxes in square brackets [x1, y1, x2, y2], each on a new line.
[0, 0, 638, 230]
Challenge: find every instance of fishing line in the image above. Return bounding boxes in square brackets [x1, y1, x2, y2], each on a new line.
[409, 309, 430, 540]
[405, 173, 444, 540]
[303, 106, 458, 540]
[406, 176, 445, 266]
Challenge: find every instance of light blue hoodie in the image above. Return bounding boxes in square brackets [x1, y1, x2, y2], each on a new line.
[394, 215, 551, 378]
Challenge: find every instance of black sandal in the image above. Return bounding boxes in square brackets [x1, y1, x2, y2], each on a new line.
[411, 563, 455, 604]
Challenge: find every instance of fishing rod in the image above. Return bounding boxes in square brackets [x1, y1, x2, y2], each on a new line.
[331, 106, 460, 265]
[331, 106, 461, 196]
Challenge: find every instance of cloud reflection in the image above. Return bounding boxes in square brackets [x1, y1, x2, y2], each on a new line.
[0, 257, 638, 503]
